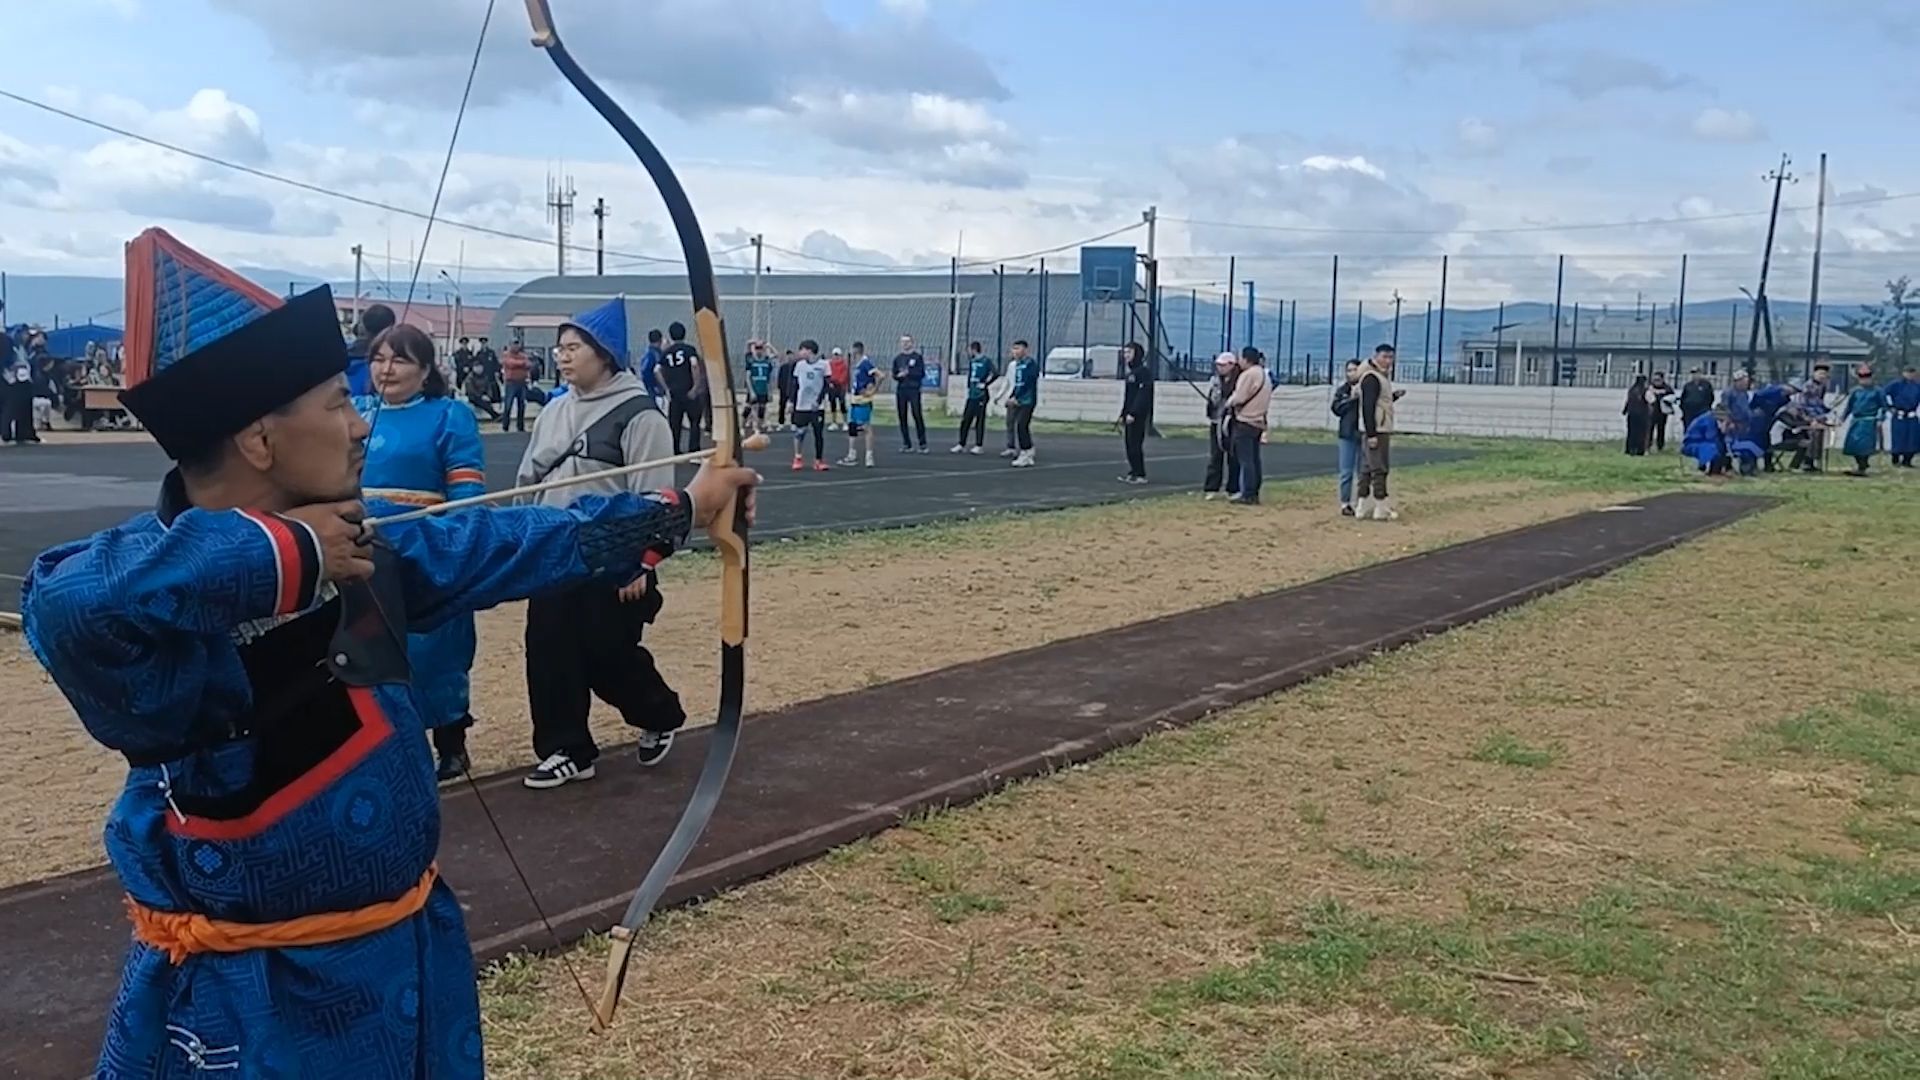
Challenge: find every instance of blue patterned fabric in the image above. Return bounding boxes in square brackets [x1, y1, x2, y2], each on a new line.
[150, 249, 279, 375]
[22, 488, 691, 1079]
[356, 394, 488, 729]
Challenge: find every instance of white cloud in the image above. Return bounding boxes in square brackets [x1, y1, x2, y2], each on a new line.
[1456, 117, 1501, 155]
[1691, 107, 1764, 143]
[207, 0, 1021, 186]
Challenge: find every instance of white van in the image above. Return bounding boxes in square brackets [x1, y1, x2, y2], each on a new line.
[1042, 344, 1121, 380]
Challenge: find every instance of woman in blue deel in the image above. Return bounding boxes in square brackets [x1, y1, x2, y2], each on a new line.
[357, 323, 489, 780]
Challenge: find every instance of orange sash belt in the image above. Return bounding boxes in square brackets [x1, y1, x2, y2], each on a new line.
[127, 863, 439, 965]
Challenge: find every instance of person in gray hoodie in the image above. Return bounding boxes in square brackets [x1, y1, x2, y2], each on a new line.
[512, 296, 686, 789]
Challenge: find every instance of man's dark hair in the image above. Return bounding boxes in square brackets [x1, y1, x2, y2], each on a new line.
[478, 336, 489, 344]
[358, 304, 397, 339]
[969, 341, 982, 352]
[458, 336, 470, 345]
[1012, 339, 1029, 348]
[1240, 345, 1262, 362]
[799, 339, 819, 353]
[668, 321, 687, 341]
[647, 329, 663, 345]
[851, 341, 864, 352]
[1374, 343, 1395, 356]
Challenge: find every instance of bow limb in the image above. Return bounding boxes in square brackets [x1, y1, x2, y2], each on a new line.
[524, 0, 748, 1031]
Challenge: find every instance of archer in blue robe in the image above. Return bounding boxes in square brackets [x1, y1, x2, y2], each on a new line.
[355, 392, 488, 774]
[1886, 373, 1919, 466]
[1836, 383, 1885, 473]
[23, 473, 693, 1080]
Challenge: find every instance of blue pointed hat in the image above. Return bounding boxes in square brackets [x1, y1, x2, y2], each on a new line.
[561, 296, 629, 371]
[120, 228, 346, 460]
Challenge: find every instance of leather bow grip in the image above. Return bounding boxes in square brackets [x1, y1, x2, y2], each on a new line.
[692, 308, 748, 647]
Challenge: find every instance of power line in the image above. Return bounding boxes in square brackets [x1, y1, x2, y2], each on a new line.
[0, 85, 700, 266]
[762, 220, 1147, 273]
[1162, 189, 1920, 237]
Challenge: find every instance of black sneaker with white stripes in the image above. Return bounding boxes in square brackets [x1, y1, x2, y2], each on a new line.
[635, 730, 675, 767]
[523, 751, 596, 789]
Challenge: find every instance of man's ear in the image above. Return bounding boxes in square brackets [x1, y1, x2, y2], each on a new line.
[232, 419, 274, 472]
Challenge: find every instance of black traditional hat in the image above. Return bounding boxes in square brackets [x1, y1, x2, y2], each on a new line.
[121, 283, 348, 460]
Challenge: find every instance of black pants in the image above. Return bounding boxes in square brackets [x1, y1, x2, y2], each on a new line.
[957, 396, 988, 447]
[826, 383, 846, 422]
[668, 394, 703, 453]
[525, 579, 684, 765]
[1231, 423, 1264, 501]
[1007, 403, 1035, 451]
[749, 396, 768, 427]
[792, 409, 825, 460]
[1204, 422, 1237, 493]
[1651, 414, 1668, 451]
[468, 394, 500, 422]
[1123, 415, 1148, 478]
[777, 385, 793, 427]
[0, 384, 35, 443]
[897, 387, 926, 448]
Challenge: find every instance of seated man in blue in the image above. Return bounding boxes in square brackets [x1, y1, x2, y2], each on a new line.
[22, 281, 759, 1079]
[1682, 406, 1761, 477]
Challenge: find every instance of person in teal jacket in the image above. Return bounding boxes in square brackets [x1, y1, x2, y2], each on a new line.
[951, 340, 997, 454]
[1006, 339, 1040, 467]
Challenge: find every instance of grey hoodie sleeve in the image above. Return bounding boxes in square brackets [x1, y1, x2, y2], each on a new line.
[619, 406, 677, 496]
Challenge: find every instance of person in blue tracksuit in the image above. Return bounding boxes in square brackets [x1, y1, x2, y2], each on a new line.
[892, 334, 929, 452]
[1748, 378, 1791, 471]
[353, 323, 488, 781]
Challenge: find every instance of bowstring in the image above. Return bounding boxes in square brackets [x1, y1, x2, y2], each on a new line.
[365, 0, 498, 446]
[391, 0, 605, 1026]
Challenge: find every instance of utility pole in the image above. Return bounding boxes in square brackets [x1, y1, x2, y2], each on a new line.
[591, 197, 608, 276]
[1746, 153, 1795, 375]
[750, 233, 765, 342]
[1391, 289, 1403, 352]
[350, 245, 364, 326]
[546, 172, 577, 276]
[1143, 206, 1159, 372]
[1805, 152, 1828, 367]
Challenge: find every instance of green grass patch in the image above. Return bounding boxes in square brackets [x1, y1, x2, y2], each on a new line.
[1469, 729, 1561, 768]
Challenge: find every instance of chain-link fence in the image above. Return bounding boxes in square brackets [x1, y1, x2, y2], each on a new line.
[1154, 250, 1915, 389]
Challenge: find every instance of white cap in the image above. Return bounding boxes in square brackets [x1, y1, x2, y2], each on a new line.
[831, 347, 844, 355]
[1215, 351, 1238, 365]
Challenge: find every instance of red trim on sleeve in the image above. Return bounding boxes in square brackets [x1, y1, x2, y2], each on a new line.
[238, 509, 303, 615]
[657, 489, 682, 506]
[641, 549, 666, 570]
[166, 688, 394, 841]
[445, 468, 485, 487]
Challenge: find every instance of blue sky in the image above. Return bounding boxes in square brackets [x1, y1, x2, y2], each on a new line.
[1, 0, 1916, 309]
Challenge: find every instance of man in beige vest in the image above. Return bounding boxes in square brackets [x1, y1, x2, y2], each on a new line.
[1355, 343, 1403, 521]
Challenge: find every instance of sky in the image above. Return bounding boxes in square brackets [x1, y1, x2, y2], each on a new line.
[1, 0, 1917, 312]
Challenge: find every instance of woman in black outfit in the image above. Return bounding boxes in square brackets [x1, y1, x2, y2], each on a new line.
[1623, 374, 1652, 455]
[1118, 341, 1152, 483]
